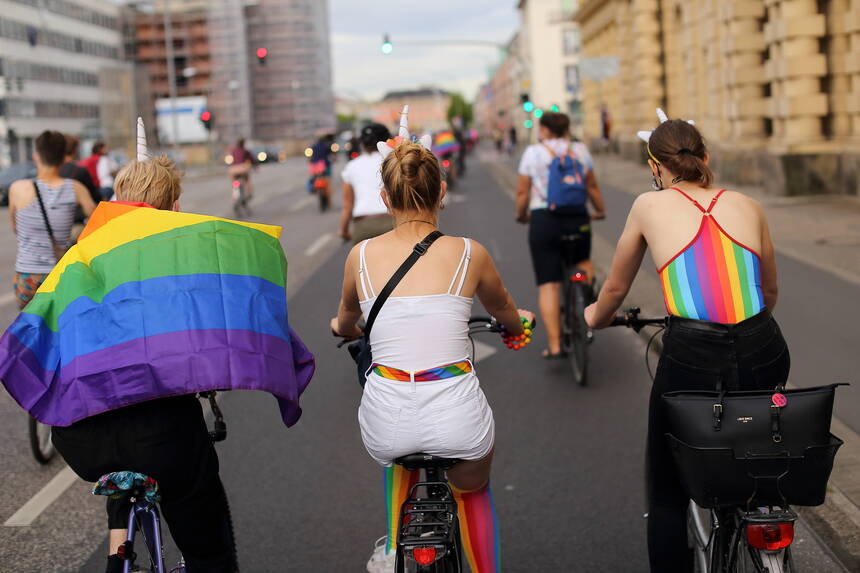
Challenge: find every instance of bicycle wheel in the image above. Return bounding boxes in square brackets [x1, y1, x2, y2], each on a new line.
[687, 502, 711, 573]
[28, 416, 55, 464]
[567, 282, 589, 385]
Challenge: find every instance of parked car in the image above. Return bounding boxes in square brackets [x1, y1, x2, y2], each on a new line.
[0, 162, 37, 207]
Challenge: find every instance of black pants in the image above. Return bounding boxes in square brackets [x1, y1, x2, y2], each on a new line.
[527, 209, 591, 285]
[647, 310, 790, 572]
[53, 396, 237, 573]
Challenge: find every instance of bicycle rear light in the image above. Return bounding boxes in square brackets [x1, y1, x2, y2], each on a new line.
[232, 180, 241, 188]
[442, 160, 450, 168]
[746, 522, 794, 550]
[410, 545, 441, 565]
[570, 271, 587, 282]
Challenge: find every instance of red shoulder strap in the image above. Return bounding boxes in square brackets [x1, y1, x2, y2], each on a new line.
[706, 189, 727, 213]
[670, 188, 727, 214]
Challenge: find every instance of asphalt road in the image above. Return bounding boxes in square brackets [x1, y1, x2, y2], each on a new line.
[0, 153, 848, 572]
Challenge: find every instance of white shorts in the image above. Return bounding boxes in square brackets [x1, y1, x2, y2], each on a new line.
[358, 371, 495, 467]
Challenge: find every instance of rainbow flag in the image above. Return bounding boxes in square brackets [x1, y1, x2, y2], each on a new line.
[0, 202, 315, 427]
[432, 131, 460, 156]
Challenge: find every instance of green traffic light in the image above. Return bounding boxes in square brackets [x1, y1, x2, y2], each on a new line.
[523, 101, 534, 113]
[524, 119, 534, 129]
[534, 109, 544, 118]
[382, 42, 393, 55]
[550, 105, 560, 112]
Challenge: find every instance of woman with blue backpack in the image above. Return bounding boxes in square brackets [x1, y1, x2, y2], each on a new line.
[516, 112, 607, 358]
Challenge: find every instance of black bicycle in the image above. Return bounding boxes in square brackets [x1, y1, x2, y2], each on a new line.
[93, 392, 235, 573]
[610, 308, 799, 572]
[559, 231, 595, 385]
[231, 176, 250, 218]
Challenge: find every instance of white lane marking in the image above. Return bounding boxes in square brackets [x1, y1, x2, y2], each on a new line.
[4, 466, 79, 527]
[0, 291, 17, 307]
[304, 233, 334, 258]
[472, 340, 497, 364]
[290, 195, 316, 213]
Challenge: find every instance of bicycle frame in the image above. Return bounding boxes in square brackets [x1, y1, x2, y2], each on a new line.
[122, 498, 167, 573]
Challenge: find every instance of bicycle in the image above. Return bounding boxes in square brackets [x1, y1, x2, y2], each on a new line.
[231, 176, 250, 218]
[610, 307, 799, 573]
[28, 416, 55, 464]
[93, 392, 234, 573]
[389, 315, 529, 572]
[559, 230, 595, 385]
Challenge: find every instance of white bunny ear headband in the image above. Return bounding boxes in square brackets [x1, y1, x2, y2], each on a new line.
[376, 105, 433, 158]
[636, 108, 695, 164]
[136, 116, 150, 162]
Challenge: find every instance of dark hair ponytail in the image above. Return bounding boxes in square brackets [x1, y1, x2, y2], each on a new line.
[648, 119, 713, 187]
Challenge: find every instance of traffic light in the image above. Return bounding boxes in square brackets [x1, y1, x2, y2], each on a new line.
[520, 93, 534, 113]
[524, 119, 534, 129]
[550, 105, 560, 112]
[256, 47, 268, 65]
[533, 109, 544, 119]
[381, 34, 393, 55]
[199, 110, 213, 131]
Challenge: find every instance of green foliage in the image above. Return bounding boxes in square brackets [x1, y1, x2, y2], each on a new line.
[446, 93, 474, 127]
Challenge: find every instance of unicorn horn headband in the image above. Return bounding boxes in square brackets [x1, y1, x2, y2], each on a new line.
[136, 116, 150, 162]
[637, 108, 695, 165]
[377, 105, 433, 158]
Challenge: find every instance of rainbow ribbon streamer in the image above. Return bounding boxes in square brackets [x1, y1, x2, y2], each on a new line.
[372, 360, 472, 382]
[0, 202, 315, 427]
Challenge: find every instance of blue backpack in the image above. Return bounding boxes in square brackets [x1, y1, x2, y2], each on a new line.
[545, 144, 588, 212]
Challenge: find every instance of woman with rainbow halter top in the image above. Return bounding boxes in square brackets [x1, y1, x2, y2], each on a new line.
[584, 111, 789, 573]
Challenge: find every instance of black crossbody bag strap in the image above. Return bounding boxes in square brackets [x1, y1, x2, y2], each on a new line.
[363, 230, 443, 340]
[32, 181, 57, 245]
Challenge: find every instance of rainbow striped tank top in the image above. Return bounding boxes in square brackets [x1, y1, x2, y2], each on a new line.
[658, 188, 765, 324]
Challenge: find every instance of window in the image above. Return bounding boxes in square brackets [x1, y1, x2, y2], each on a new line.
[562, 28, 580, 56]
[565, 65, 580, 93]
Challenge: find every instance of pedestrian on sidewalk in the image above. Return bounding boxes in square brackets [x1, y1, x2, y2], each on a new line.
[79, 141, 105, 190]
[96, 143, 120, 201]
[338, 123, 394, 244]
[7, 130, 96, 309]
[515, 111, 606, 358]
[59, 134, 101, 206]
[584, 111, 788, 573]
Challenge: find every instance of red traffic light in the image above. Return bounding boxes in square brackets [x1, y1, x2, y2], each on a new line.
[200, 111, 211, 121]
[256, 48, 268, 59]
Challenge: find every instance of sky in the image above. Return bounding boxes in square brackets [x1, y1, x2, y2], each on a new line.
[328, 0, 520, 102]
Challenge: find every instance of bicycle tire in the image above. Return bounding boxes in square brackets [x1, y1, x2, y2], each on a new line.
[567, 283, 589, 385]
[28, 416, 55, 464]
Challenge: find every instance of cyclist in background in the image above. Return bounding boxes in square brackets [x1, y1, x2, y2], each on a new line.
[338, 123, 393, 243]
[228, 137, 254, 198]
[584, 114, 788, 572]
[308, 133, 335, 210]
[51, 157, 238, 573]
[331, 136, 533, 573]
[60, 134, 101, 206]
[515, 111, 606, 358]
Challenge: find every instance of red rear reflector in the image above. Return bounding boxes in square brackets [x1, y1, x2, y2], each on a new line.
[442, 160, 450, 168]
[570, 272, 587, 282]
[412, 546, 437, 565]
[746, 522, 794, 550]
[232, 180, 241, 188]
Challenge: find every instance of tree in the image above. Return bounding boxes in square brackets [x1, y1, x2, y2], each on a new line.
[447, 93, 474, 127]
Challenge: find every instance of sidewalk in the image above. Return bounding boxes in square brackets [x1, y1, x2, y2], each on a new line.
[484, 150, 860, 571]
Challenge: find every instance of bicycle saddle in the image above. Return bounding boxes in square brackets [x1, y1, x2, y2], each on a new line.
[395, 454, 461, 471]
[92, 471, 161, 503]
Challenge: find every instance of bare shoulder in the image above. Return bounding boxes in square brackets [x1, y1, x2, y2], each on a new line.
[720, 189, 762, 208]
[9, 179, 31, 196]
[630, 191, 664, 215]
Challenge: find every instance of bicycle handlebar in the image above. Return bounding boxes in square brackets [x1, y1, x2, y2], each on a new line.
[609, 307, 666, 333]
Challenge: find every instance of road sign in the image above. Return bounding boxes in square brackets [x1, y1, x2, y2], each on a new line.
[578, 57, 620, 81]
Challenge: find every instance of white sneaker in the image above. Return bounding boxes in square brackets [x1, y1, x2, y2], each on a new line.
[366, 535, 397, 573]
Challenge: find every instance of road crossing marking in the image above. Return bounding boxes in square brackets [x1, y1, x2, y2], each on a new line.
[3, 466, 78, 527]
[304, 233, 334, 258]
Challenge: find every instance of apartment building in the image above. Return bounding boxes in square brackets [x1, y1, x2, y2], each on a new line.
[0, 0, 133, 166]
[576, 0, 860, 196]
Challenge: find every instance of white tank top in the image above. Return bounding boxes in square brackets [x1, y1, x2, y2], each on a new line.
[358, 237, 474, 372]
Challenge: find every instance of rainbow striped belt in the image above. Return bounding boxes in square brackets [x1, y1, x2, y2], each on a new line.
[371, 360, 473, 381]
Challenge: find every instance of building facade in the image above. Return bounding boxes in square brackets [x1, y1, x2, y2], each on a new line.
[371, 88, 451, 133]
[0, 0, 133, 166]
[576, 0, 860, 196]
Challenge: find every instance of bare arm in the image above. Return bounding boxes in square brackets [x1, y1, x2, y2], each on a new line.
[585, 171, 606, 219]
[72, 180, 97, 216]
[515, 175, 531, 223]
[339, 183, 355, 240]
[473, 241, 525, 335]
[757, 202, 778, 310]
[8, 181, 23, 234]
[332, 246, 364, 338]
[585, 197, 649, 328]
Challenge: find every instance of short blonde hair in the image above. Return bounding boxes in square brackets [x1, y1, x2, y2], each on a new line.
[114, 155, 182, 210]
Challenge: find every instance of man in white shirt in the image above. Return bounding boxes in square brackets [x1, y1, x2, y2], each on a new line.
[339, 123, 394, 243]
[96, 145, 119, 201]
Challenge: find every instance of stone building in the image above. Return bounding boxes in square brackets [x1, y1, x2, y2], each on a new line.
[575, 0, 860, 196]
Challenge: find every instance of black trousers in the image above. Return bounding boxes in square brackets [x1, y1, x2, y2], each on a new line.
[647, 310, 790, 572]
[53, 395, 237, 573]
